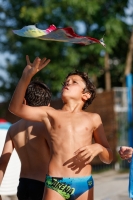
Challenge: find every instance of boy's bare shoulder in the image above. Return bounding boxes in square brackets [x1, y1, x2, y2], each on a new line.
[86, 111, 101, 119]
[6, 119, 24, 135]
[43, 106, 58, 113]
[86, 112, 102, 127]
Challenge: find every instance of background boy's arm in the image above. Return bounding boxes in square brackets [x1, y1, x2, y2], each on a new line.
[0, 195, 2, 200]
[0, 128, 14, 185]
[75, 114, 113, 164]
[9, 56, 51, 122]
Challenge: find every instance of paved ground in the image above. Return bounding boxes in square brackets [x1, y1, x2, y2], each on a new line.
[1, 170, 131, 200]
[93, 170, 130, 200]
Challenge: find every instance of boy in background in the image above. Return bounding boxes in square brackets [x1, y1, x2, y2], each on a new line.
[0, 80, 51, 200]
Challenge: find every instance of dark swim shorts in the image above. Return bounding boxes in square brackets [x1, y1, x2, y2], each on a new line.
[17, 178, 45, 200]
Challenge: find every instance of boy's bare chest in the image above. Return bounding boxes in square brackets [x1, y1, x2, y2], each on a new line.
[52, 113, 93, 133]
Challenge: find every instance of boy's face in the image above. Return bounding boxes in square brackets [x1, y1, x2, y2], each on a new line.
[61, 75, 86, 101]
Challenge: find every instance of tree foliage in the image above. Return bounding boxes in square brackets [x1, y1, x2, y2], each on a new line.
[0, 0, 132, 100]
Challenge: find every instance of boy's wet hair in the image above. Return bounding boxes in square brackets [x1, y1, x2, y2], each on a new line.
[25, 80, 51, 107]
[65, 70, 96, 110]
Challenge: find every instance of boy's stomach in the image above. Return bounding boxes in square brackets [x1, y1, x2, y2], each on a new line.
[48, 154, 92, 177]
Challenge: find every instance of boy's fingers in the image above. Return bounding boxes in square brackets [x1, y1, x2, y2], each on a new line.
[85, 155, 94, 164]
[32, 57, 41, 70]
[74, 150, 80, 155]
[26, 55, 31, 65]
[45, 59, 51, 66]
[41, 57, 47, 64]
[77, 151, 88, 158]
[74, 147, 85, 155]
[40, 59, 51, 70]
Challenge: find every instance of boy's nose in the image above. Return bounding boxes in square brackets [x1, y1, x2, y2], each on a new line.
[66, 81, 71, 86]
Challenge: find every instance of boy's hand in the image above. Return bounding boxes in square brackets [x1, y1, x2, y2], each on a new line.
[22, 55, 50, 79]
[74, 143, 103, 165]
[119, 146, 133, 162]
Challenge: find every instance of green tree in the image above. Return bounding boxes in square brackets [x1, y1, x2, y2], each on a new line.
[0, 0, 131, 101]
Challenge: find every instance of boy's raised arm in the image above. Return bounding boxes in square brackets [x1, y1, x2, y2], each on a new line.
[8, 56, 50, 122]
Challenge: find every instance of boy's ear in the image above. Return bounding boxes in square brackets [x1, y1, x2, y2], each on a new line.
[82, 92, 91, 101]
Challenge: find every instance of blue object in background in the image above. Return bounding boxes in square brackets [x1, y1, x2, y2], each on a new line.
[129, 155, 133, 199]
[0, 122, 11, 129]
[0, 119, 11, 129]
[126, 74, 133, 148]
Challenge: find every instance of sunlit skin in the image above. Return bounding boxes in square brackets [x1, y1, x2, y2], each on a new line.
[0, 120, 51, 183]
[0, 105, 51, 200]
[0, 83, 51, 200]
[9, 56, 113, 200]
[0, 119, 50, 200]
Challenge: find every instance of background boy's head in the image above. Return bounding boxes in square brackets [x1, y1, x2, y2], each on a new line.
[25, 80, 51, 107]
[64, 71, 96, 110]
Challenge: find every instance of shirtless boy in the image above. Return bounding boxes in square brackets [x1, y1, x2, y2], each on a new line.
[0, 79, 51, 200]
[9, 56, 113, 200]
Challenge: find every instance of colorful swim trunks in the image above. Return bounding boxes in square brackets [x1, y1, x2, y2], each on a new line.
[45, 175, 94, 199]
